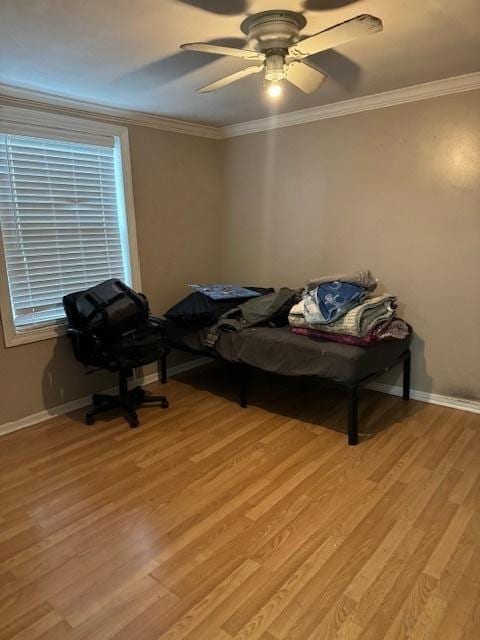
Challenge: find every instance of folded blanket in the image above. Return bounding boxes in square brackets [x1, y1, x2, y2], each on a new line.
[291, 318, 410, 346]
[306, 269, 377, 292]
[303, 282, 367, 324]
[289, 294, 397, 337]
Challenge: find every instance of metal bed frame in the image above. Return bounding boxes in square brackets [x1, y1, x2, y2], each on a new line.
[160, 343, 411, 446]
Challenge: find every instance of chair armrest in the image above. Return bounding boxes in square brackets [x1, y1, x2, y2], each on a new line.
[66, 326, 107, 362]
[67, 326, 103, 345]
[66, 327, 83, 337]
[149, 315, 167, 336]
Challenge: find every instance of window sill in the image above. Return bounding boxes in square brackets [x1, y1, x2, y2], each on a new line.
[3, 322, 67, 347]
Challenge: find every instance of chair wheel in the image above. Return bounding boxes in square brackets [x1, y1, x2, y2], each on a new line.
[161, 400, 169, 409]
[129, 418, 140, 428]
[86, 415, 95, 425]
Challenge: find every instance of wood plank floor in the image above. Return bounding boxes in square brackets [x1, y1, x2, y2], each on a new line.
[0, 365, 479, 640]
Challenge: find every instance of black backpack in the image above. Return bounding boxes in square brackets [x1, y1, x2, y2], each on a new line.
[63, 279, 167, 369]
[64, 279, 149, 337]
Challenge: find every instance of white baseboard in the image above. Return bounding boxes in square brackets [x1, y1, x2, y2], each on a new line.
[0, 357, 210, 438]
[137, 357, 212, 388]
[1, 357, 478, 437]
[366, 382, 480, 414]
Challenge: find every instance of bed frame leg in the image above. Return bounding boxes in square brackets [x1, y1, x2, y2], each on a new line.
[160, 352, 168, 385]
[239, 365, 248, 409]
[403, 350, 411, 401]
[348, 386, 359, 446]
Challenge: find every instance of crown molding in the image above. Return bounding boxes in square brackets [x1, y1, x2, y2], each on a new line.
[0, 82, 221, 140]
[1, 72, 479, 142]
[220, 72, 480, 138]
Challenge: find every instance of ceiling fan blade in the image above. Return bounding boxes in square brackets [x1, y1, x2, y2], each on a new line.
[288, 14, 383, 58]
[198, 65, 264, 93]
[180, 43, 265, 61]
[286, 61, 327, 93]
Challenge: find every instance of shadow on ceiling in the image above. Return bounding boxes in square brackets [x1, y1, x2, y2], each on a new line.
[112, 38, 248, 90]
[173, 0, 247, 15]
[173, 0, 361, 16]
[308, 49, 361, 90]
[304, 0, 361, 10]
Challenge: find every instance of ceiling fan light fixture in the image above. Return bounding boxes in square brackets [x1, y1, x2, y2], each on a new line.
[265, 53, 285, 81]
[266, 79, 282, 98]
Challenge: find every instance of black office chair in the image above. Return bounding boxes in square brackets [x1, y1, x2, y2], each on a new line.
[63, 279, 169, 428]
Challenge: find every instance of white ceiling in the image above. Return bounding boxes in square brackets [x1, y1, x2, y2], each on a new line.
[1, 0, 479, 126]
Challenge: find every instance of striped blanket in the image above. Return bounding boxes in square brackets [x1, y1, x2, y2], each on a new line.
[289, 294, 397, 337]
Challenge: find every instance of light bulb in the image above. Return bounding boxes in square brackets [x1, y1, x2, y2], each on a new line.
[267, 81, 282, 98]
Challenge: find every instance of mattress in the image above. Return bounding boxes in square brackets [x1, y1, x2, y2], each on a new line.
[164, 321, 411, 384]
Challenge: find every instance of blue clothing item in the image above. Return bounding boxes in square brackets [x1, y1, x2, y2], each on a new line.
[188, 284, 261, 300]
[303, 281, 367, 324]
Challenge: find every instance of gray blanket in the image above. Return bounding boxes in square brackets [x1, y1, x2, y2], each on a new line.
[306, 269, 377, 292]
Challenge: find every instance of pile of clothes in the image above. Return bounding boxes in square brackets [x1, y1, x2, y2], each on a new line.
[288, 270, 411, 347]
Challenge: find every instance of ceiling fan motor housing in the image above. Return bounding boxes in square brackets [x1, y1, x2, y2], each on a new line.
[241, 11, 306, 53]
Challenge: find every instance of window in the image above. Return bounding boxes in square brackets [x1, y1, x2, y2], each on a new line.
[0, 107, 140, 346]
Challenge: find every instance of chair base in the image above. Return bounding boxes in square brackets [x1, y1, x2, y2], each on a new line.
[86, 372, 169, 428]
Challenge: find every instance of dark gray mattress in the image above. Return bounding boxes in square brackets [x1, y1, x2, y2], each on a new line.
[165, 322, 411, 384]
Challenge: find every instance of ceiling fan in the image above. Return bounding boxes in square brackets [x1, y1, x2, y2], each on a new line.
[180, 10, 382, 97]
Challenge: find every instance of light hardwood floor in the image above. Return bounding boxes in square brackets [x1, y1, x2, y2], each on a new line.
[0, 366, 479, 640]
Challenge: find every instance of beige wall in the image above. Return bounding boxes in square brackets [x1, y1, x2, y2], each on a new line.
[1, 89, 479, 426]
[0, 119, 223, 425]
[221, 90, 480, 400]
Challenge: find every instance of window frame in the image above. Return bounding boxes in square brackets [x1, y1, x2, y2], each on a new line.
[0, 106, 141, 347]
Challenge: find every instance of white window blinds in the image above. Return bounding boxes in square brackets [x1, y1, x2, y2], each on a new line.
[0, 133, 132, 331]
